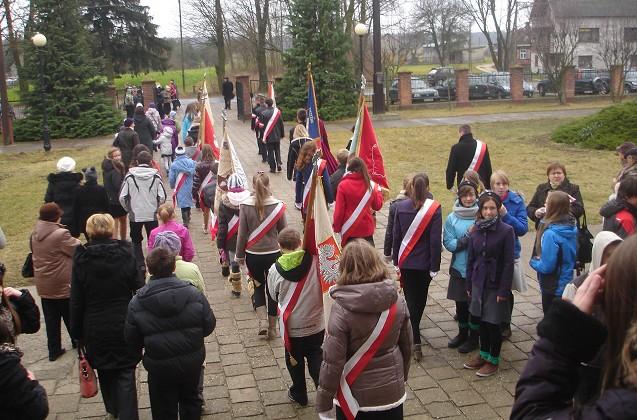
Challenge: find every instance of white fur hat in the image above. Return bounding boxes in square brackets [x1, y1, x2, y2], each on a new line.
[56, 157, 76, 172]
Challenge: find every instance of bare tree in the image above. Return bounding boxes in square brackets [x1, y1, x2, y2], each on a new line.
[597, 20, 637, 102]
[1, 0, 31, 96]
[461, 0, 520, 71]
[414, 0, 467, 66]
[381, 28, 419, 89]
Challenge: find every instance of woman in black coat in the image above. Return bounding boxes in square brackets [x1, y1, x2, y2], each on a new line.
[44, 157, 83, 237]
[73, 167, 109, 241]
[102, 148, 128, 240]
[70, 214, 143, 420]
[132, 105, 156, 151]
[512, 235, 637, 419]
[526, 161, 584, 229]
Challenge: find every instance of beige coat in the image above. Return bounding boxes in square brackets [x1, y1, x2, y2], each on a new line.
[235, 196, 287, 259]
[31, 220, 80, 299]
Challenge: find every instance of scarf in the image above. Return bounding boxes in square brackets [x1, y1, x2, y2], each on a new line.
[453, 199, 478, 220]
[476, 216, 499, 231]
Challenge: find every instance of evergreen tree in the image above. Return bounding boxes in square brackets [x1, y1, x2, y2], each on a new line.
[82, 0, 170, 82]
[15, 0, 122, 141]
[278, 0, 357, 120]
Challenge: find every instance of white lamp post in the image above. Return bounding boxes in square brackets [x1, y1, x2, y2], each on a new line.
[354, 23, 368, 79]
[32, 33, 50, 151]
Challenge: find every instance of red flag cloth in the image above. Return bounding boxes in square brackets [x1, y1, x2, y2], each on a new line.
[358, 106, 389, 189]
[318, 119, 338, 174]
[201, 104, 219, 159]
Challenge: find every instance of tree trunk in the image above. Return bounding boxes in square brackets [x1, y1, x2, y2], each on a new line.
[214, 0, 225, 93]
[255, 0, 269, 90]
[222, 13, 235, 71]
[3, 0, 27, 96]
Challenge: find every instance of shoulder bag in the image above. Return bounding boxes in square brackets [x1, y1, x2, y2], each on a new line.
[21, 235, 34, 278]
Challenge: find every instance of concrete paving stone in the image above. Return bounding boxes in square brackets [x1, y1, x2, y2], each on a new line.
[247, 345, 276, 358]
[219, 342, 245, 354]
[479, 387, 515, 407]
[251, 354, 279, 368]
[217, 333, 243, 345]
[232, 400, 265, 417]
[221, 352, 250, 366]
[428, 337, 453, 349]
[227, 373, 257, 389]
[254, 365, 284, 380]
[230, 387, 261, 403]
[212, 309, 233, 319]
[203, 397, 231, 414]
[48, 393, 80, 413]
[501, 347, 529, 362]
[422, 327, 447, 339]
[202, 414, 235, 420]
[265, 403, 298, 419]
[236, 416, 268, 420]
[138, 392, 151, 409]
[460, 403, 502, 419]
[405, 415, 435, 420]
[205, 342, 220, 353]
[437, 320, 459, 332]
[214, 317, 236, 328]
[428, 311, 453, 323]
[224, 363, 254, 377]
[203, 385, 230, 399]
[32, 367, 70, 381]
[426, 401, 462, 418]
[55, 413, 78, 420]
[235, 311, 258, 321]
[54, 381, 80, 395]
[407, 374, 438, 390]
[511, 314, 535, 326]
[514, 340, 536, 353]
[205, 352, 221, 363]
[494, 405, 513, 419]
[258, 378, 287, 392]
[438, 377, 471, 393]
[237, 319, 260, 330]
[508, 329, 533, 343]
[76, 402, 106, 418]
[408, 363, 429, 378]
[206, 361, 224, 374]
[414, 387, 449, 405]
[419, 355, 450, 370]
[403, 395, 427, 416]
[427, 365, 459, 380]
[203, 372, 227, 387]
[262, 390, 293, 406]
[448, 389, 485, 406]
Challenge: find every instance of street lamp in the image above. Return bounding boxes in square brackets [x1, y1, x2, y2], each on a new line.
[32, 32, 50, 152]
[372, 0, 384, 114]
[354, 23, 368, 79]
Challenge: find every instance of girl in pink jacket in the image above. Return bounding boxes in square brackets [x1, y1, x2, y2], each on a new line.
[148, 203, 195, 262]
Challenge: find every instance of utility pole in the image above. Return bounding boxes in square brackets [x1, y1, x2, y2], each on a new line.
[372, 0, 384, 114]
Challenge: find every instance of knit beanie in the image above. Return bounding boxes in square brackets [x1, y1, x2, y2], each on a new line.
[227, 173, 246, 192]
[153, 231, 182, 255]
[57, 157, 76, 172]
[82, 167, 98, 184]
[169, 111, 177, 119]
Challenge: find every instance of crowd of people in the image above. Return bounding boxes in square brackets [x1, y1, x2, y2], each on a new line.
[2, 87, 637, 420]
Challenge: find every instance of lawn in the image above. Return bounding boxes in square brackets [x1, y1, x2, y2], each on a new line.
[114, 68, 217, 96]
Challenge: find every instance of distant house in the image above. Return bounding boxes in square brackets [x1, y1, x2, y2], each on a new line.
[529, 0, 637, 72]
[421, 32, 491, 65]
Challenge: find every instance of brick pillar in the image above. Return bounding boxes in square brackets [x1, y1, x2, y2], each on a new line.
[455, 68, 469, 106]
[510, 66, 524, 102]
[142, 80, 156, 110]
[562, 66, 575, 102]
[105, 85, 117, 108]
[610, 64, 624, 101]
[398, 72, 412, 109]
[236, 75, 251, 121]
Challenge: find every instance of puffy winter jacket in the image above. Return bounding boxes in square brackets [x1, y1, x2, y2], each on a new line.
[119, 165, 167, 222]
[501, 191, 528, 259]
[443, 200, 478, 278]
[217, 198, 240, 253]
[332, 172, 383, 244]
[161, 118, 179, 152]
[148, 220, 195, 262]
[530, 221, 578, 297]
[44, 171, 83, 236]
[72, 182, 109, 236]
[125, 276, 216, 376]
[294, 160, 333, 211]
[101, 159, 125, 206]
[112, 128, 140, 169]
[169, 155, 196, 209]
[192, 160, 218, 206]
[316, 279, 412, 413]
[600, 198, 637, 239]
[133, 112, 156, 150]
[236, 196, 288, 259]
[0, 344, 49, 419]
[155, 127, 174, 156]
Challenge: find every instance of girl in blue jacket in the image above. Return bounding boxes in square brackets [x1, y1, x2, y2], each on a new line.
[530, 190, 578, 314]
[443, 180, 479, 353]
[169, 147, 196, 228]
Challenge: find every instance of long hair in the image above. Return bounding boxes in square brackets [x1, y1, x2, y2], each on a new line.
[534, 190, 571, 256]
[602, 235, 637, 390]
[107, 147, 125, 175]
[337, 240, 390, 286]
[201, 144, 215, 162]
[185, 102, 198, 119]
[347, 157, 371, 190]
[410, 173, 430, 209]
[253, 172, 271, 220]
[295, 141, 317, 171]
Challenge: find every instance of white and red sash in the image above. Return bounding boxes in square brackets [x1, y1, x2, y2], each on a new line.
[209, 210, 219, 240]
[468, 140, 487, 173]
[277, 271, 309, 365]
[262, 107, 282, 141]
[336, 303, 398, 420]
[192, 148, 201, 161]
[226, 215, 239, 241]
[340, 181, 379, 241]
[198, 171, 214, 207]
[246, 202, 286, 249]
[397, 199, 440, 267]
[302, 159, 327, 210]
[172, 172, 186, 207]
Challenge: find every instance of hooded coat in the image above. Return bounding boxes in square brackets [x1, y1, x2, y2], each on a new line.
[316, 279, 412, 413]
[124, 276, 216, 376]
[216, 194, 244, 253]
[155, 127, 174, 156]
[0, 344, 49, 419]
[600, 198, 637, 239]
[72, 181, 109, 236]
[119, 165, 166, 222]
[192, 160, 218, 207]
[70, 239, 143, 369]
[332, 172, 382, 243]
[501, 191, 528, 259]
[383, 191, 409, 258]
[44, 171, 83, 236]
[169, 155, 196, 209]
[147, 220, 195, 262]
[133, 112, 156, 150]
[112, 128, 140, 169]
[161, 118, 179, 153]
[443, 199, 478, 278]
[530, 221, 578, 297]
[445, 133, 493, 190]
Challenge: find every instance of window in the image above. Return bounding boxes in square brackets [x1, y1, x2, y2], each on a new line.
[578, 55, 593, 68]
[519, 49, 528, 60]
[626, 27, 637, 42]
[579, 28, 599, 43]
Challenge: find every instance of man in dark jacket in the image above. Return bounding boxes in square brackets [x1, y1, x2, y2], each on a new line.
[258, 98, 285, 173]
[329, 149, 349, 194]
[445, 124, 492, 191]
[125, 248, 215, 419]
[113, 118, 140, 171]
[252, 95, 267, 162]
[133, 104, 156, 151]
[222, 77, 234, 110]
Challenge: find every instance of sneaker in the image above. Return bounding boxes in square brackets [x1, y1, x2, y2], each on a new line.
[277, 165, 282, 172]
[476, 361, 499, 377]
[463, 354, 486, 370]
[448, 330, 468, 349]
[287, 389, 308, 406]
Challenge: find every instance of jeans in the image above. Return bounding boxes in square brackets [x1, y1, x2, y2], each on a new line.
[246, 252, 280, 315]
[401, 269, 432, 345]
[41, 298, 71, 357]
[286, 331, 324, 404]
[148, 370, 202, 420]
[336, 403, 403, 419]
[97, 368, 139, 420]
[266, 142, 282, 172]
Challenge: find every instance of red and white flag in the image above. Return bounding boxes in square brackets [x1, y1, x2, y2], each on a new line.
[349, 99, 389, 189]
[208, 209, 219, 240]
[198, 79, 220, 159]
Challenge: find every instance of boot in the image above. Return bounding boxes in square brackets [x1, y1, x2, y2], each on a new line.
[413, 344, 423, 361]
[458, 327, 479, 354]
[448, 327, 468, 349]
[267, 316, 278, 340]
[229, 271, 242, 298]
[221, 261, 230, 277]
[181, 208, 191, 228]
[256, 306, 268, 336]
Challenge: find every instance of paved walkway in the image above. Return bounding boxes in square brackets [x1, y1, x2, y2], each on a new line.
[19, 100, 555, 419]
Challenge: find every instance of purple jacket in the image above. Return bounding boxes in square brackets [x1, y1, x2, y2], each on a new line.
[147, 220, 195, 262]
[391, 196, 442, 272]
[161, 118, 179, 152]
[466, 218, 514, 298]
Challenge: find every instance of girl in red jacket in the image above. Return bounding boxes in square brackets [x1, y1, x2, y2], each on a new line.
[333, 157, 384, 246]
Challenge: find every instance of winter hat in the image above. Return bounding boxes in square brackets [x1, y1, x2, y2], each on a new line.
[457, 180, 479, 197]
[478, 190, 502, 209]
[82, 167, 98, 184]
[169, 111, 177, 119]
[625, 147, 637, 157]
[153, 231, 182, 255]
[57, 156, 76, 172]
[175, 146, 186, 156]
[135, 103, 144, 108]
[124, 118, 134, 127]
[227, 173, 246, 192]
[148, 102, 156, 109]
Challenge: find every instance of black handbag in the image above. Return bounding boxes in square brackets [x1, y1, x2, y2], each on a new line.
[576, 210, 594, 271]
[21, 236, 34, 278]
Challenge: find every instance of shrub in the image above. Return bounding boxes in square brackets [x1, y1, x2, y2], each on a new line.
[552, 99, 637, 149]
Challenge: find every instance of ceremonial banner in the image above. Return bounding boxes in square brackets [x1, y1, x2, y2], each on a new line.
[306, 69, 337, 173]
[349, 100, 389, 190]
[268, 82, 276, 108]
[198, 80, 220, 159]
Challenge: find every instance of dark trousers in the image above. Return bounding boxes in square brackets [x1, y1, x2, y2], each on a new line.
[180, 207, 191, 227]
[257, 136, 266, 161]
[97, 368, 138, 420]
[542, 293, 557, 315]
[125, 105, 134, 118]
[148, 370, 202, 420]
[41, 298, 71, 357]
[224, 96, 232, 110]
[286, 331, 324, 403]
[479, 321, 503, 363]
[336, 403, 403, 419]
[163, 103, 172, 117]
[401, 269, 432, 345]
[502, 291, 515, 329]
[455, 301, 478, 328]
[246, 252, 280, 315]
[266, 142, 282, 172]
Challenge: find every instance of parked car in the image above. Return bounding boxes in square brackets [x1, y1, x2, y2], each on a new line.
[434, 78, 507, 100]
[485, 72, 535, 97]
[388, 77, 440, 104]
[435, 79, 457, 100]
[427, 67, 455, 86]
[537, 69, 609, 96]
[624, 70, 637, 93]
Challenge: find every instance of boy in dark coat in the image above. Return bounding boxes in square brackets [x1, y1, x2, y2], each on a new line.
[125, 248, 215, 419]
[601, 176, 637, 238]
